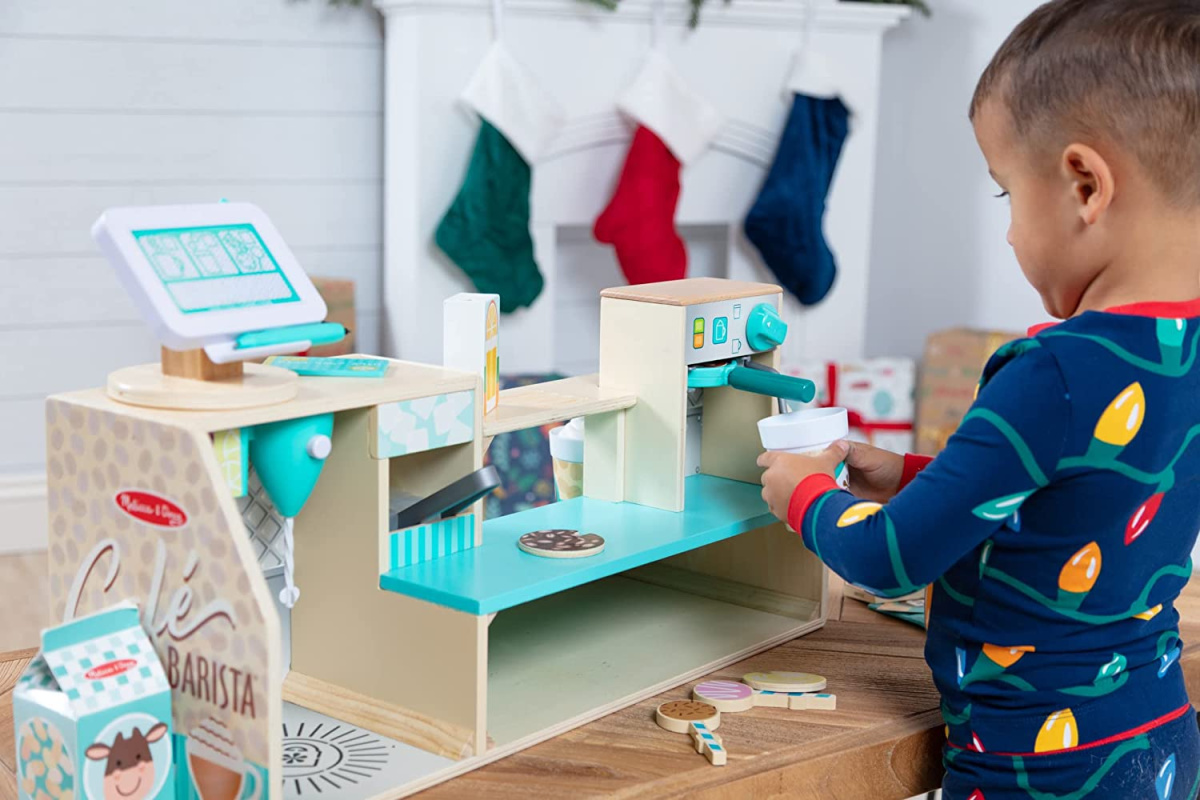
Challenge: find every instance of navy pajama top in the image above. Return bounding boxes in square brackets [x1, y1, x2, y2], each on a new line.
[788, 300, 1200, 759]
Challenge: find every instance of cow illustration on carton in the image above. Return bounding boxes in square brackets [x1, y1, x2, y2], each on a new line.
[12, 602, 174, 800]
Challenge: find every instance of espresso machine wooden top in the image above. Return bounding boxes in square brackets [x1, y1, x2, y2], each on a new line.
[601, 278, 782, 307]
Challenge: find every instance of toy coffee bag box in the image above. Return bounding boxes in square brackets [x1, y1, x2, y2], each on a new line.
[13, 601, 175, 800]
[916, 328, 1021, 455]
[444, 293, 500, 414]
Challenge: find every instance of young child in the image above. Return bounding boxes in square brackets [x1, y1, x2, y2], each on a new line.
[758, 1, 1200, 797]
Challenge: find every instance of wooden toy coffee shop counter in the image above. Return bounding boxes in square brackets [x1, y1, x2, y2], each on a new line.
[28, 204, 829, 799]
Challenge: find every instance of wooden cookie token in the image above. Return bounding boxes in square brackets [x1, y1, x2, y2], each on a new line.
[693, 680, 755, 713]
[753, 690, 838, 710]
[689, 722, 727, 766]
[790, 692, 837, 711]
[743, 670, 827, 693]
[517, 529, 606, 559]
[695, 734, 723, 756]
[656, 700, 720, 734]
[752, 689, 789, 708]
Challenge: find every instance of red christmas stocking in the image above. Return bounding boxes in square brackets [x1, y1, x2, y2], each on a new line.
[593, 126, 686, 285]
[593, 51, 723, 286]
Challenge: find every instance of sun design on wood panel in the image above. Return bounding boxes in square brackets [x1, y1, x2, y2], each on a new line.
[281, 721, 395, 796]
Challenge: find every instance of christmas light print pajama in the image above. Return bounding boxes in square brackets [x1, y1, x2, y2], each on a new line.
[788, 301, 1200, 800]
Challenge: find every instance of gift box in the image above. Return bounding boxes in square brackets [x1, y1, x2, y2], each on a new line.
[784, 359, 916, 454]
[916, 328, 1021, 456]
[309, 277, 357, 357]
[13, 602, 174, 800]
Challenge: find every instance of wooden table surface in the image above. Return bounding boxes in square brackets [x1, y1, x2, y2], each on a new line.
[5, 587, 1200, 800]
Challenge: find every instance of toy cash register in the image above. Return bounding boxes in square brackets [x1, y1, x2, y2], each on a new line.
[30, 201, 831, 799]
[93, 202, 347, 409]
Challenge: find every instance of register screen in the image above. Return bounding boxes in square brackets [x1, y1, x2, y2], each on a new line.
[132, 224, 301, 314]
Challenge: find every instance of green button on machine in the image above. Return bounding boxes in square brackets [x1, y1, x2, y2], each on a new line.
[693, 317, 705, 349]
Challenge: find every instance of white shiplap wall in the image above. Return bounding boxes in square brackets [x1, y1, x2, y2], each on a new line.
[0, 1, 384, 482]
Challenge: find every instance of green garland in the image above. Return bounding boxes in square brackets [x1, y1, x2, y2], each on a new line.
[325, 0, 933, 26]
[581, 0, 931, 26]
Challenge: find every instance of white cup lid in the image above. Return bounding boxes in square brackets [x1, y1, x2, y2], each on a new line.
[550, 418, 585, 462]
[758, 407, 849, 451]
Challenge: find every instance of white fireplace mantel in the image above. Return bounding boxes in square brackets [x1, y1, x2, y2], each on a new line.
[376, 0, 907, 373]
[376, 0, 910, 31]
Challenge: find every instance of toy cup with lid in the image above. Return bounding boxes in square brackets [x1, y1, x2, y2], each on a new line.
[758, 407, 850, 489]
[549, 418, 584, 500]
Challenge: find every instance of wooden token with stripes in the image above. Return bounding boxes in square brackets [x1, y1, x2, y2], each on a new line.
[692, 680, 755, 713]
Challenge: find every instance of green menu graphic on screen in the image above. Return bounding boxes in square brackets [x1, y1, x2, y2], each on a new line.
[133, 224, 301, 314]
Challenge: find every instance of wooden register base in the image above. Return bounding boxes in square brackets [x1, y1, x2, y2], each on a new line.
[106, 348, 299, 410]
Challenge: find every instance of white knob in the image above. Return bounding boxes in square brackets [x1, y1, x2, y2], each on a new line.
[306, 434, 332, 460]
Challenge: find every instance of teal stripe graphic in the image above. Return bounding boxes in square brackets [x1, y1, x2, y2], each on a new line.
[388, 516, 477, 569]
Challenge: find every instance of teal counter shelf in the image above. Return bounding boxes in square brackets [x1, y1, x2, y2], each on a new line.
[379, 474, 776, 615]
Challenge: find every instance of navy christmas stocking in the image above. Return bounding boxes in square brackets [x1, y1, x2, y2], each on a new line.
[744, 93, 850, 307]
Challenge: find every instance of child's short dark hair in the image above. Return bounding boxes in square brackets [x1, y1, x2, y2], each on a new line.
[971, 0, 1200, 207]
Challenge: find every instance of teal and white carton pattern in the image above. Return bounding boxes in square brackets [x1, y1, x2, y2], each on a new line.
[13, 602, 175, 800]
[374, 391, 475, 457]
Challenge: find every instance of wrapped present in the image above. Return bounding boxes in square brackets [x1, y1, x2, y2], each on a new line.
[784, 359, 916, 454]
[309, 277, 357, 357]
[916, 328, 1021, 455]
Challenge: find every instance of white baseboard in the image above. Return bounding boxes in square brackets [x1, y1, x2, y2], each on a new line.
[0, 472, 47, 554]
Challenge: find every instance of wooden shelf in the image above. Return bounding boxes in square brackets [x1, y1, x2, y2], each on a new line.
[487, 576, 818, 747]
[483, 374, 636, 437]
[379, 475, 775, 615]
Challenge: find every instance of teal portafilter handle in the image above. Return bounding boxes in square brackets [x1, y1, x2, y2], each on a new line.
[726, 366, 817, 404]
[687, 362, 736, 389]
[248, 413, 335, 518]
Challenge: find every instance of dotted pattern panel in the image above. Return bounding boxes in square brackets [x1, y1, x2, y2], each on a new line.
[44, 399, 274, 770]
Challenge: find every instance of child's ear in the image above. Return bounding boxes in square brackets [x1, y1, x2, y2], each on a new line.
[1061, 143, 1115, 225]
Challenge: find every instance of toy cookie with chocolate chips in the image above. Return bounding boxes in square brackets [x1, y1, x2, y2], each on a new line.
[655, 700, 720, 734]
[517, 529, 606, 559]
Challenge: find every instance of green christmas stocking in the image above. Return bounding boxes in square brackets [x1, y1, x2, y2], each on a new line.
[435, 43, 564, 313]
[435, 120, 542, 313]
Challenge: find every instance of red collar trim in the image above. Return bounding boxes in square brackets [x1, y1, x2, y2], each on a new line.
[1027, 298, 1200, 337]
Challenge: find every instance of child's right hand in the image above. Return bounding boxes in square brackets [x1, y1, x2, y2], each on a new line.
[845, 441, 906, 502]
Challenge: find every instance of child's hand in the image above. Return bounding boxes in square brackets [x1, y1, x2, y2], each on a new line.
[757, 442, 850, 522]
[845, 441, 906, 503]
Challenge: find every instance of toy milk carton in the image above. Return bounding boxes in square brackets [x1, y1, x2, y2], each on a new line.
[13, 602, 174, 800]
[444, 293, 500, 414]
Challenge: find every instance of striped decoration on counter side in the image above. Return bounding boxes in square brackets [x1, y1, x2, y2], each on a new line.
[388, 514, 476, 570]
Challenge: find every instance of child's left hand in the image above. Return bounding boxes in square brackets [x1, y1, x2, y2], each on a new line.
[757, 441, 850, 522]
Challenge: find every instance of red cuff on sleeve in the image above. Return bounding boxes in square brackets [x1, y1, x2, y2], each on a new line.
[900, 454, 934, 489]
[787, 474, 840, 533]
